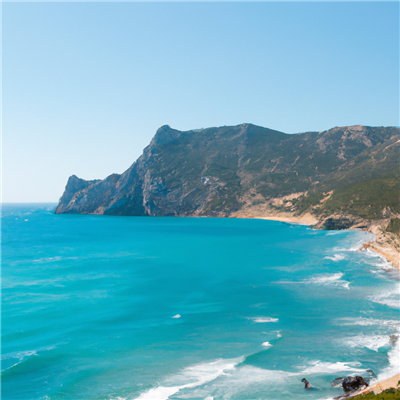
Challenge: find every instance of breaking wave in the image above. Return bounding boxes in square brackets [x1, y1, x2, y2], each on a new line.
[300, 360, 364, 374]
[250, 317, 279, 323]
[326, 231, 348, 236]
[135, 357, 244, 400]
[1, 344, 58, 372]
[275, 272, 350, 290]
[361, 248, 397, 271]
[306, 272, 350, 289]
[377, 340, 400, 381]
[335, 317, 400, 330]
[324, 254, 345, 261]
[342, 335, 390, 352]
[368, 282, 400, 309]
[133, 356, 367, 400]
[261, 342, 272, 347]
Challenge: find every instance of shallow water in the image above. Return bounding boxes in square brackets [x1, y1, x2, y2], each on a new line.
[2, 204, 399, 400]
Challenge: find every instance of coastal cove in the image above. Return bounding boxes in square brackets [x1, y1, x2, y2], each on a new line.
[233, 214, 400, 271]
[2, 204, 399, 400]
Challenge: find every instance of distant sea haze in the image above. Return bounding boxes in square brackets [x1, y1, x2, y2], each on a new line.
[2, 204, 399, 400]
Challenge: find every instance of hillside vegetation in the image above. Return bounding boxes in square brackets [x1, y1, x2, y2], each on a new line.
[353, 388, 400, 399]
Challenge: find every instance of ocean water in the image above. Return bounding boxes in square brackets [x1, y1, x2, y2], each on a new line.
[2, 204, 399, 400]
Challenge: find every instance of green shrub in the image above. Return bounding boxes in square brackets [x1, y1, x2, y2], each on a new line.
[386, 218, 400, 235]
[352, 388, 400, 399]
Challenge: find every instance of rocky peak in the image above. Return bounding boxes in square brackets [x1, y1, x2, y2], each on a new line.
[57, 174, 100, 208]
[65, 175, 91, 193]
[151, 125, 181, 146]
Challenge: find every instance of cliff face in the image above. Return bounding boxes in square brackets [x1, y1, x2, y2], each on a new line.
[55, 123, 400, 223]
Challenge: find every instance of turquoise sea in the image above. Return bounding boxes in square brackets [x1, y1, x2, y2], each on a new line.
[2, 204, 399, 400]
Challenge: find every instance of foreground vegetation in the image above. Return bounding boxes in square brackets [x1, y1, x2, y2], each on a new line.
[386, 218, 400, 235]
[353, 388, 400, 399]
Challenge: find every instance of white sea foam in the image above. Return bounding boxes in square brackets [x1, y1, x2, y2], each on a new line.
[377, 340, 400, 381]
[1, 344, 57, 362]
[368, 282, 400, 309]
[342, 335, 390, 352]
[169, 360, 366, 400]
[135, 357, 244, 400]
[335, 317, 400, 330]
[275, 272, 350, 289]
[334, 231, 374, 253]
[307, 272, 350, 289]
[364, 248, 389, 260]
[1, 349, 38, 362]
[32, 255, 79, 263]
[333, 234, 375, 253]
[136, 385, 181, 400]
[250, 317, 279, 323]
[192, 365, 289, 399]
[301, 360, 364, 374]
[324, 254, 345, 261]
[326, 231, 348, 236]
[135, 354, 370, 400]
[335, 242, 365, 252]
[261, 342, 272, 347]
[1, 344, 58, 372]
[362, 248, 396, 271]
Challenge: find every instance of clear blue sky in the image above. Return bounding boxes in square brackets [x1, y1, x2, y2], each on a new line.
[2, 1, 399, 202]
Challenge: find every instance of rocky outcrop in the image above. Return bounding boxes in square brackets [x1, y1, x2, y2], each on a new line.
[56, 175, 101, 212]
[332, 370, 376, 397]
[358, 217, 400, 269]
[313, 214, 364, 230]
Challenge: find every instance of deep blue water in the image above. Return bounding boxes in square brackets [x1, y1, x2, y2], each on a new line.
[2, 204, 399, 400]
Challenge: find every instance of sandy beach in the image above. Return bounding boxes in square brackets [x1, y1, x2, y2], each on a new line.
[365, 373, 400, 395]
[256, 213, 318, 226]
[233, 209, 319, 226]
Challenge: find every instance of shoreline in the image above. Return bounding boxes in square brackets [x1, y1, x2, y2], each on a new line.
[232, 210, 318, 226]
[237, 214, 400, 395]
[359, 241, 400, 270]
[233, 213, 399, 270]
[237, 212, 400, 398]
[342, 373, 400, 399]
[253, 214, 318, 226]
[363, 373, 400, 396]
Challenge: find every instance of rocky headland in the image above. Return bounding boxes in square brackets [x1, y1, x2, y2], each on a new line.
[55, 123, 400, 266]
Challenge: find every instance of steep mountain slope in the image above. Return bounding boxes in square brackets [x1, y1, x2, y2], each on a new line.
[56, 123, 399, 221]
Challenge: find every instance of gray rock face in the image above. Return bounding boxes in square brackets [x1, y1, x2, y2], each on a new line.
[314, 214, 363, 230]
